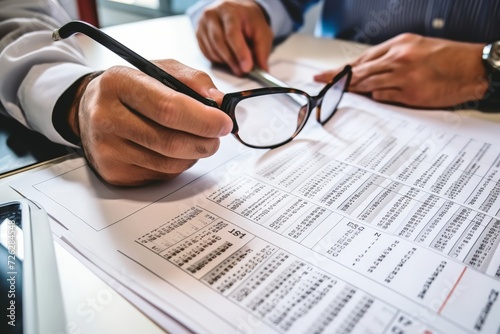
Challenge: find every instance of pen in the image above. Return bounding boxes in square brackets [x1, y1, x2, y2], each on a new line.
[247, 67, 306, 106]
[247, 67, 291, 88]
[52, 20, 219, 108]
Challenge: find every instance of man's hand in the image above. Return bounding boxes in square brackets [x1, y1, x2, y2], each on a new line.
[69, 59, 233, 186]
[195, 0, 273, 76]
[314, 33, 489, 109]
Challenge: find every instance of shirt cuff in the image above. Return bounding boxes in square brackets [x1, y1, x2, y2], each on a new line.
[255, 0, 294, 40]
[19, 62, 92, 148]
[186, 0, 212, 28]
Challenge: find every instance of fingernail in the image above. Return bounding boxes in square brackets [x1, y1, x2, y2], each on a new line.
[220, 121, 233, 136]
[208, 87, 224, 101]
[241, 59, 252, 73]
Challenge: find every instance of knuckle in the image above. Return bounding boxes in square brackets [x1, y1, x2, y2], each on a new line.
[190, 69, 210, 83]
[225, 27, 240, 40]
[394, 50, 415, 64]
[85, 148, 120, 184]
[397, 32, 418, 42]
[156, 97, 179, 126]
[96, 68, 114, 88]
[203, 7, 218, 20]
[155, 157, 200, 182]
[162, 158, 198, 175]
[160, 132, 183, 156]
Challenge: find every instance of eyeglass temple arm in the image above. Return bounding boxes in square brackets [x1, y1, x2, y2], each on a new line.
[52, 20, 218, 108]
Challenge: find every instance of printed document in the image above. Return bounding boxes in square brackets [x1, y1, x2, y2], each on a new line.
[10, 61, 500, 334]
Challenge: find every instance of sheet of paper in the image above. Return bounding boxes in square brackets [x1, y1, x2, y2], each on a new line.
[10, 60, 500, 334]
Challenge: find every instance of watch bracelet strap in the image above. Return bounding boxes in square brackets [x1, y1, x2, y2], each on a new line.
[478, 71, 500, 112]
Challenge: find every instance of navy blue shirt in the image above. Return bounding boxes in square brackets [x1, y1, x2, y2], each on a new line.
[281, 0, 500, 44]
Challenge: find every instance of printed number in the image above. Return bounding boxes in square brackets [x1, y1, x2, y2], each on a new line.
[228, 229, 246, 239]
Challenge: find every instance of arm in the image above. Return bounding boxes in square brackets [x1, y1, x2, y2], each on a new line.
[1, 0, 233, 186]
[0, 0, 94, 146]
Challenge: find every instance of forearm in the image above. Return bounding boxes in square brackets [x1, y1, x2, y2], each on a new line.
[0, 0, 93, 147]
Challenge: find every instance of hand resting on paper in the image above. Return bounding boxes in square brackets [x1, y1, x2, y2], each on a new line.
[313, 33, 489, 109]
[193, 0, 273, 76]
[69, 59, 233, 186]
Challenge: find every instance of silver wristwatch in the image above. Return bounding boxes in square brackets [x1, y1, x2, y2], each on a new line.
[481, 41, 500, 108]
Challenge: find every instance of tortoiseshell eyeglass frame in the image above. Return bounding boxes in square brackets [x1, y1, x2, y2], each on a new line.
[53, 20, 352, 150]
[219, 65, 352, 149]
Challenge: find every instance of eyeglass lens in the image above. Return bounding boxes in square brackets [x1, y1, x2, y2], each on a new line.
[234, 92, 310, 148]
[318, 75, 348, 123]
[232, 67, 349, 149]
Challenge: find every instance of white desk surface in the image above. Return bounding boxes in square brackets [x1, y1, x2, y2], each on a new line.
[2, 14, 499, 334]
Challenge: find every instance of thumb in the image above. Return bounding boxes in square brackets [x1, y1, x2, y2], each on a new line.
[314, 69, 339, 83]
[207, 87, 225, 106]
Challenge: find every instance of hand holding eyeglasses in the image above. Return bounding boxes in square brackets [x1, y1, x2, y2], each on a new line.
[53, 23, 233, 186]
[71, 60, 233, 186]
[53, 20, 350, 184]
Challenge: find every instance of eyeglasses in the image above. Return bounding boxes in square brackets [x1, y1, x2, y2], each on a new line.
[53, 20, 351, 149]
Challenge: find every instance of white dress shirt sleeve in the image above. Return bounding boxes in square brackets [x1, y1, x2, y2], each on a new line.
[0, 0, 93, 147]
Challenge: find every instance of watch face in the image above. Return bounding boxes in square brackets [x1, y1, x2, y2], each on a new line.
[488, 41, 500, 69]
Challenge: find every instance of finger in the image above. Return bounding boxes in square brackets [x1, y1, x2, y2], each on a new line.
[350, 57, 394, 86]
[102, 165, 184, 186]
[91, 146, 196, 186]
[196, 12, 221, 62]
[85, 100, 220, 161]
[127, 143, 199, 175]
[314, 68, 342, 83]
[350, 38, 396, 66]
[372, 87, 443, 107]
[152, 59, 220, 98]
[197, 17, 239, 74]
[118, 111, 223, 159]
[196, 20, 225, 64]
[196, 7, 227, 62]
[218, 8, 255, 73]
[252, 38, 272, 72]
[196, 4, 250, 75]
[243, 16, 273, 72]
[202, 14, 246, 75]
[118, 139, 199, 174]
[102, 67, 233, 138]
[349, 71, 400, 93]
[370, 88, 409, 105]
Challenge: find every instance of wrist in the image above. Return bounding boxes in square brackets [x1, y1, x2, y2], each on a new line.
[54, 70, 103, 146]
[479, 41, 500, 110]
[455, 43, 491, 110]
[67, 71, 104, 141]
